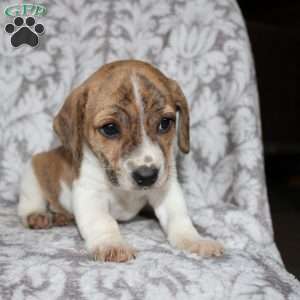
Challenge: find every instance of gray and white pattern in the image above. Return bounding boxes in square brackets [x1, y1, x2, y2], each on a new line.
[0, 0, 300, 299]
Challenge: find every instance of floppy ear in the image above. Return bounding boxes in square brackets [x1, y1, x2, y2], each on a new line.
[53, 87, 88, 166]
[168, 79, 190, 154]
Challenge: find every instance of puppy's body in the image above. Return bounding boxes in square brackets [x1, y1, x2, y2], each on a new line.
[18, 60, 224, 262]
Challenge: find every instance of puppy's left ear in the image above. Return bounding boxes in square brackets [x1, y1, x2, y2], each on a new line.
[168, 79, 190, 153]
[53, 86, 88, 167]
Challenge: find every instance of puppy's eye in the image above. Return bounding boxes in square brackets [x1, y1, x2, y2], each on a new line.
[99, 123, 120, 139]
[157, 117, 174, 134]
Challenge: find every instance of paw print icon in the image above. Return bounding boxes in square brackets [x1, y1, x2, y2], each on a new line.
[5, 16, 45, 48]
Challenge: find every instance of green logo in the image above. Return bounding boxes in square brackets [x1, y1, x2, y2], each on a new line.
[4, 3, 47, 17]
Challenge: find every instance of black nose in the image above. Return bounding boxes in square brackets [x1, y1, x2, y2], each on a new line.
[132, 166, 159, 187]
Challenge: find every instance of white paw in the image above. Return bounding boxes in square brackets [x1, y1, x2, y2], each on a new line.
[90, 242, 137, 262]
[175, 238, 224, 257]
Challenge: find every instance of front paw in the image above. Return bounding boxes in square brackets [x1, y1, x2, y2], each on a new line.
[91, 242, 137, 262]
[175, 238, 224, 257]
[27, 212, 52, 229]
[52, 212, 74, 226]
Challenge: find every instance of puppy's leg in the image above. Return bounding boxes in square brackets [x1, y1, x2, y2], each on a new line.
[73, 181, 136, 263]
[18, 161, 52, 229]
[49, 182, 74, 226]
[150, 179, 224, 257]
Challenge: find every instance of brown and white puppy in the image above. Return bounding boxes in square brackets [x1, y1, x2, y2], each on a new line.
[18, 60, 224, 262]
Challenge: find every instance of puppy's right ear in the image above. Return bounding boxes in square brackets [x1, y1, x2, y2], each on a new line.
[168, 79, 190, 154]
[53, 87, 88, 166]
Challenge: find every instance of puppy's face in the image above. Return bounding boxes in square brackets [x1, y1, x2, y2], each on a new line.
[54, 60, 189, 191]
[86, 73, 177, 190]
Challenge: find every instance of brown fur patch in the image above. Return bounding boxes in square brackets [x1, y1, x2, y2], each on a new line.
[32, 146, 75, 215]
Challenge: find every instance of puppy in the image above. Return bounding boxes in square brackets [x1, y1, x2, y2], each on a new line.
[18, 60, 224, 262]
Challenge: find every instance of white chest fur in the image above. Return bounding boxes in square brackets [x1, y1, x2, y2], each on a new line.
[59, 181, 147, 221]
[60, 146, 148, 222]
[109, 190, 148, 221]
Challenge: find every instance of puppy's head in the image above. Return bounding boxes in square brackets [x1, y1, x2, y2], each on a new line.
[54, 60, 189, 190]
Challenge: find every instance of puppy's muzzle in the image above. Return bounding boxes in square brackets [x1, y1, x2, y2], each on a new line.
[132, 165, 159, 187]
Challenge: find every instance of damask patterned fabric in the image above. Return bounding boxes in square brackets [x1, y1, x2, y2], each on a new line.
[0, 0, 300, 299]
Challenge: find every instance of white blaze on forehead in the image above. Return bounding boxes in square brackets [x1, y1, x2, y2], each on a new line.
[131, 74, 146, 135]
[131, 73, 143, 111]
[128, 74, 165, 171]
